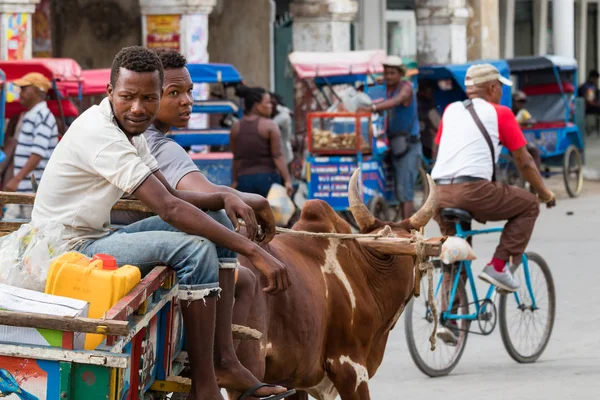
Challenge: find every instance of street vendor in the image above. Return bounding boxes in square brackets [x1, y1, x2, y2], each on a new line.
[358, 55, 421, 219]
[111, 48, 267, 351]
[4, 72, 59, 219]
[31, 46, 293, 400]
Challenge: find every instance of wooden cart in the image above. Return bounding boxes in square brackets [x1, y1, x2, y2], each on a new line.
[0, 192, 259, 400]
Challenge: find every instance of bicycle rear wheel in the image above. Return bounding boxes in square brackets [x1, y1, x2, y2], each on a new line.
[499, 252, 556, 363]
[405, 263, 470, 377]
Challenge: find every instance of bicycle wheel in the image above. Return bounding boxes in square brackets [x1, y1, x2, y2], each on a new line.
[563, 144, 583, 198]
[405, 263, 470, 377]
[499, 252, 556, 363]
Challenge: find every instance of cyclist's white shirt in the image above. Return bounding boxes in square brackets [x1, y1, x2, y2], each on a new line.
[431, 98, 527, 181]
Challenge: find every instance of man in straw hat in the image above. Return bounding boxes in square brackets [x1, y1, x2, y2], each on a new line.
[431, 64, 555, 293]
[4, 72, 58, 218]
[358, 55, 421, 219]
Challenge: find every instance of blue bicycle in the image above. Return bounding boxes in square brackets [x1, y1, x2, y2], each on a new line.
[405, 208, 556, 377]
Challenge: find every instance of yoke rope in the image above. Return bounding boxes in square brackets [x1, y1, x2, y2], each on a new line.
[413, 230, 438, 351]
[242, 221, 438, 350]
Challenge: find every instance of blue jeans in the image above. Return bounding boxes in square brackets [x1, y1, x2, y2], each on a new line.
[75, 211, 237, 301]
[236, 172, 281, 197]
[392, 141, 423, 203]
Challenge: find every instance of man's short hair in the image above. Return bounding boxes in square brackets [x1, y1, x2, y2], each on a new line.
[589, 70, 600, 79]
[110, 46, 164, 87]
[154, 48, 187, 70]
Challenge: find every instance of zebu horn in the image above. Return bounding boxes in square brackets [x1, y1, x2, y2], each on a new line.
[348, 168, 376, 232]
[409, 174, 438, 229]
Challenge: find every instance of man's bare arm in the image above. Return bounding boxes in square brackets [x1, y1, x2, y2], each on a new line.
[132, 174, 290, 293]
[512, 146, 554, 205]
[152, 170, 258, 239]
[373, 83, 413, 111]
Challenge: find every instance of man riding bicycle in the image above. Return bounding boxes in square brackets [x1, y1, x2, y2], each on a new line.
[431, 64, 556, 293]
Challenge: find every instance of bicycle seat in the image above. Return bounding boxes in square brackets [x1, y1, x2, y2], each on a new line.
[441, 208, 473, 224]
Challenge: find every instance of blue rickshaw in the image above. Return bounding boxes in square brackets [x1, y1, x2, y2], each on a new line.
[504, 56, 584, 197]
[289, 50, 428, 224]
[168, 63, 244, 186]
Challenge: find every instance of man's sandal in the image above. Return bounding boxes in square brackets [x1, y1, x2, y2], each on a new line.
[237, 383, 296, 400]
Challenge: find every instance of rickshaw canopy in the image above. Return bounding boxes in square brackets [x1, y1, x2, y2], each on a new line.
[0, 58, 82, 83]
[507, 56, 578, 73]
[186, 63, 243, 84]
[289, 50, 386, 83]
[418, 60, 513, 110]
[61, 68, 110, 97]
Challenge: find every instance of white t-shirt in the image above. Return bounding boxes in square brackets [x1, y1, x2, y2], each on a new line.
[431, 98, 527, 181]
[32, 98, 159, 248]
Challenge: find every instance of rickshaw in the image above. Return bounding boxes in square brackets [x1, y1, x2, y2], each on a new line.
[503, 56, 584, 197]
[168, 63, 244, 186]
[0, 58, 84, 133]
[289, 50, 429, 224]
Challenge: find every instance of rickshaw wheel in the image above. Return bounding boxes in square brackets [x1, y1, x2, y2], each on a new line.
[496, 154, 525, 189]
[563, 144, 583, 198]
[368, 195, 391, 221]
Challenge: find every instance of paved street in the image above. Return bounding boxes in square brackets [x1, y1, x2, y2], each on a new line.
[369, 176, 600, 399]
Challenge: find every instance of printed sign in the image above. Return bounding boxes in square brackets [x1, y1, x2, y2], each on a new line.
[33, 0, 52, 57]
[145, 15, 181, 50]
[6, 13, 28, 60]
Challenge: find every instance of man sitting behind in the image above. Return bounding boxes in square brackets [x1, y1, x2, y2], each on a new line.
[4, 72, 59, 218]
[111, 48, 268, 346]
[431, 64, 556, 293]
[32, 46, 292, 400]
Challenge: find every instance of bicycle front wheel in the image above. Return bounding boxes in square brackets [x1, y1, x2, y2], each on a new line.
[405, 263, 470, 377]
[499, 252, 556, 363]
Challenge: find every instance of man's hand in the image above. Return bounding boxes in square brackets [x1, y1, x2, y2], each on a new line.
[241, 194, 276, 245]
[4, 177, 20, 192]
[222, 193, 259, 240]
[284, 180, 294, 197]
[356, 106, 372, 114]
[538, 189, 557, 208]
[248, 246, 291, 294]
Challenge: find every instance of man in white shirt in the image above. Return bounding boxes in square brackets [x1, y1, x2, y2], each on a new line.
[32, 46, 293, 400]
[4, 72, 58, 218]
[431, 64, 556, 346]
[432, 64, 556, 291]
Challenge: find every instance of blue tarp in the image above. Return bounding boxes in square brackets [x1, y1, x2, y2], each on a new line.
[418, 60, 513, 112]
[186, 63, 243, 84]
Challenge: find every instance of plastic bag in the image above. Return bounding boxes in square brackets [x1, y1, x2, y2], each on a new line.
[440, 236, 477, 264]
[0, 220, 68, 291]
[267, 183, 296, 227]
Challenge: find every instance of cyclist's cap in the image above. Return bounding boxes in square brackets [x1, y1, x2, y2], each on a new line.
[465, 64, 513, 87]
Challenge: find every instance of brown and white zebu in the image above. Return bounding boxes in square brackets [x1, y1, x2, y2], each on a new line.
[231, 169, 440, 400]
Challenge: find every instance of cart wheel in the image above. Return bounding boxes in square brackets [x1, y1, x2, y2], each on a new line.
[368, 195, 390, 221]
[496, 154, 525, 188]
[563, 145, 583, 198]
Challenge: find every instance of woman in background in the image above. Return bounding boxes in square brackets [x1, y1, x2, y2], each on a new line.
[231, 86, 292, 197]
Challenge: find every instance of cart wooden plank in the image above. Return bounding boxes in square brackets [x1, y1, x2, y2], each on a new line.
[0, 309, 130, 335]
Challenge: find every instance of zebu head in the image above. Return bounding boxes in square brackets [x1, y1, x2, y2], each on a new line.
[348, 168, 438, 248]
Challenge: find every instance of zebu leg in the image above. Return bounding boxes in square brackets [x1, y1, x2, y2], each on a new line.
[327, 356, 371, 400]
